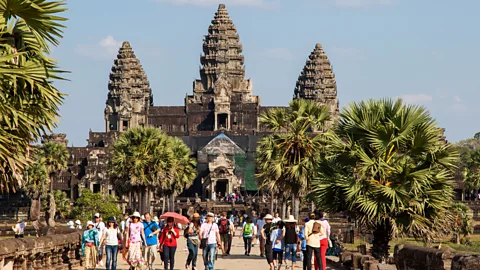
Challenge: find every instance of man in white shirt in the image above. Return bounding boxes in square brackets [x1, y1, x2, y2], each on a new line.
[256, 213, 267, 257]
[12, 219, 25, 238]
[200, 212, 221, 270]
[272, 213, 281, 224]
[93, 213, 106, 267]
[305, 213, 323, 270]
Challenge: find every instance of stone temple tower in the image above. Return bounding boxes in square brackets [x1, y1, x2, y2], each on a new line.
[294, 43, 340, 128]
[104, 41, 152, 132]
[186, 4, 259, 133]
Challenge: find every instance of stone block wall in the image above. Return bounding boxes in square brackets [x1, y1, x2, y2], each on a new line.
[394, 244, 451, 270]
[0, 228, 82, 270]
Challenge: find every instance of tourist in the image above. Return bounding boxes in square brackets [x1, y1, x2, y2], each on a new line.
[12, 218, 25, 238]
[125, 211, 146, 269]
[252, 211, 258, 247]
[261, 214, 275, 270]
[185, 213, 201, 270]
[100, 217, 121, 270]
[93, 213, 106, 267]
[256, 213, 266, 257]
[82, 221, 100, 269]
[75, 220, 82, 229]
[273, 213, 281, 224]
[241, 216, 255, 256]
[143, 212, 161, 270]
[298, 218, 309, 270]
[200, 212, 221, 270]
[159, 217, 180, 270]
[120, 213, 129, 234]
[226, 214, 235, 255]
[271, 220, 285, 270]
[217, 212, 231, 256]
[315, 212, 331, 270]
[305, 213, 324, 270]
[67, 220, 75, 229]
[284, 215, 299, 269]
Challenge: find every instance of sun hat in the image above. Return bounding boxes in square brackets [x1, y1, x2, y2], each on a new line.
[207, 212, 215, 217]
[107, 216, 116, 223]
[131, 211, 141, 218]
[264, 214, 273, 220]
[284, 215, 297, 223]
[67, 221, 74, 226]
[94, 213, 100, 218]
[86, 221, 94, 227]
[193, 213, 200, 218]
[75, 220, 81, 225]
[153, 216, 159, 222]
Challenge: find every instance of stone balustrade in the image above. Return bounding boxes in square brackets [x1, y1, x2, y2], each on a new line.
[0, 228, 82, 270]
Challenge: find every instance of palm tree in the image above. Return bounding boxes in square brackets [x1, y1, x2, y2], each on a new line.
[0, 0, 67, 192]
[110, 127, 173, 213]
[24, 149, 48, 232]
[310, 99, 458, 261]
[462, 149, 480, 199]
[164, 137, 197, 211]
[256, 99, 330, 219]
[39, 141, 68, 227]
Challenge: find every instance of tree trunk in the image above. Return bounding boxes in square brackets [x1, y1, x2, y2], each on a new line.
[293, 193, 300, 221]
[46, 192, 56, 227]
[162, 195, 166, 214]
[270, 193, 274, 214]
[171, 192, 176, 212]
[281, 197, 287, 219]
[166, 195, 171, 213]
[371, 220, 392, 262]
[142, 187, 149, 214]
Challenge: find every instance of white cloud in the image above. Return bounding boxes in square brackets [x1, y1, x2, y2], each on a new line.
[398, 94, 433, 104]
[453, 95, 462, 102]
[264, 48, 294, 60]
[155, 0, 271, 7]
[334, 0, 395, 8]
[74, 36, 122, 61]
[451, 95, 466, 112]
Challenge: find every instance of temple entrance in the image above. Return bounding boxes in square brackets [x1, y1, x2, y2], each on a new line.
[217, 113, 228, 129]
[215, 179, 228, 198]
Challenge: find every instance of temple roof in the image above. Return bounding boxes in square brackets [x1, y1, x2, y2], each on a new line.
[199, 4, 245, 91]
[294, 43, 340, 122]
[108, 41, 151, 96]
[198, 132, 245, 157]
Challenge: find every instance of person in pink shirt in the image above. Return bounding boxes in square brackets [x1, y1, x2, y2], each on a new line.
[125, 212, 146, 269]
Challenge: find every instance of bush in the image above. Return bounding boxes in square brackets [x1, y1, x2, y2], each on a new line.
[71, 189, 121, 223]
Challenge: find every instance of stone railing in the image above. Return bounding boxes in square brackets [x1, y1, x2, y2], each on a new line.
[0, 228, 82, 270]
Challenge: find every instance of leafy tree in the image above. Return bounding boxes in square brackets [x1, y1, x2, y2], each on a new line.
[39, 142, 69, 227]
[24, 149, 48, 230]
[0, 0, 67, 192]
[450, 202, 473, 245]
[310, 99, 458, 261]
[462, 149, 480, 196]
[110, 127, 173, 213]
[256, 99, 330, 219]
[70, 189, 121, 223]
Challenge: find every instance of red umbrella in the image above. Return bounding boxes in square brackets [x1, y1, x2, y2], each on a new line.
[160, 212, 189, 225]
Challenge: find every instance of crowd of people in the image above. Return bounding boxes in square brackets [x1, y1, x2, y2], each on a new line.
[79, 210, 331, 270]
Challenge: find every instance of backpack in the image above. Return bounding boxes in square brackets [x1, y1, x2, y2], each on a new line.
[219, 219, 229, 234]
[244, 223, 252, 235]
[310, 221, 324, 236]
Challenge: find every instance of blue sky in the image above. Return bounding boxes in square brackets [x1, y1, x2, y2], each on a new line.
[52, 0, 480, 145]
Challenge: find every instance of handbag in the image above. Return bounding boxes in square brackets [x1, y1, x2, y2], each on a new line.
[200, 224, 213, 249]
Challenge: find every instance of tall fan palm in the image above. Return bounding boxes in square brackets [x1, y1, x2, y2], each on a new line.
[24, 149, 48, 232]
[164, 137, 197, 211]
[110, 127, 173, 213]
[310, 99, 458, 261]
[0, 0, 67, 192]
[39, 141, 68, 227]
[256, 99, 330, 219]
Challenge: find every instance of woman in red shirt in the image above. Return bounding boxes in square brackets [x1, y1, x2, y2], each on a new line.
[159, 217, 180, 270]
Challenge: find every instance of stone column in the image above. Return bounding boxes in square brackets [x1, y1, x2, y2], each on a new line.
[211, 179, 216, 201]
[227, 113, 231, 130]
[214, 113, 218, 130]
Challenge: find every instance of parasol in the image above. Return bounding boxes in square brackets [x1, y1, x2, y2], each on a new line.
[160, 212, 189, 225]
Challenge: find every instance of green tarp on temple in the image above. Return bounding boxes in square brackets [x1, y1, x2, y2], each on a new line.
[234, 154, 258, 191]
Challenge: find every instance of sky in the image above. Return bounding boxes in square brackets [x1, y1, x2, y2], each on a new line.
[52, 0, 480, 146]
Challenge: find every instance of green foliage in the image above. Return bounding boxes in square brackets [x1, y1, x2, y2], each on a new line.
[310, 98, 459, 261]
[24, 149, 48, 199]
[71, 189, 121, 223]
[41, 190, 70, 218]
[450, 202, 473, 244]
[0, 0, 67, 192]
[110, 127, 196, 196]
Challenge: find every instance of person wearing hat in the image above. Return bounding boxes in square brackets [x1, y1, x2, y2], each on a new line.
[82, 221, 100, 269]
[12, 218, 25, 238]
[185, 213, 201, 270]
[284, 215, 299, 270]
[75, 220, 82, 229]
[100, 217, 122, 270]
[200, 212, 221, 270]
[93, 213, 106, 267]
[67, 220, 75, 229]
[125, 211, 146, 269]
[261, 214, 275, 270]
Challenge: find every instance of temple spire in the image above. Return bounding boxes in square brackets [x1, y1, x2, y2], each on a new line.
[199, 3, 245, 91]
[294, 43, 340, 125]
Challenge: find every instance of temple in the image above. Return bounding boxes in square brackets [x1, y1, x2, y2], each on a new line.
[59, 4, 341, 205]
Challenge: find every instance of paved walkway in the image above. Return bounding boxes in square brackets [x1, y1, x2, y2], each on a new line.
[76, 229, 339, 270]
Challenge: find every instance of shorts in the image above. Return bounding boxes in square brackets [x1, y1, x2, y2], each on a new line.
[220, 233, 230, 244]
[144, 244, 157, 263]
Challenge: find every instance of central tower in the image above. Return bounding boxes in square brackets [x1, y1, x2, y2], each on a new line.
[186, 4, 259, 134]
